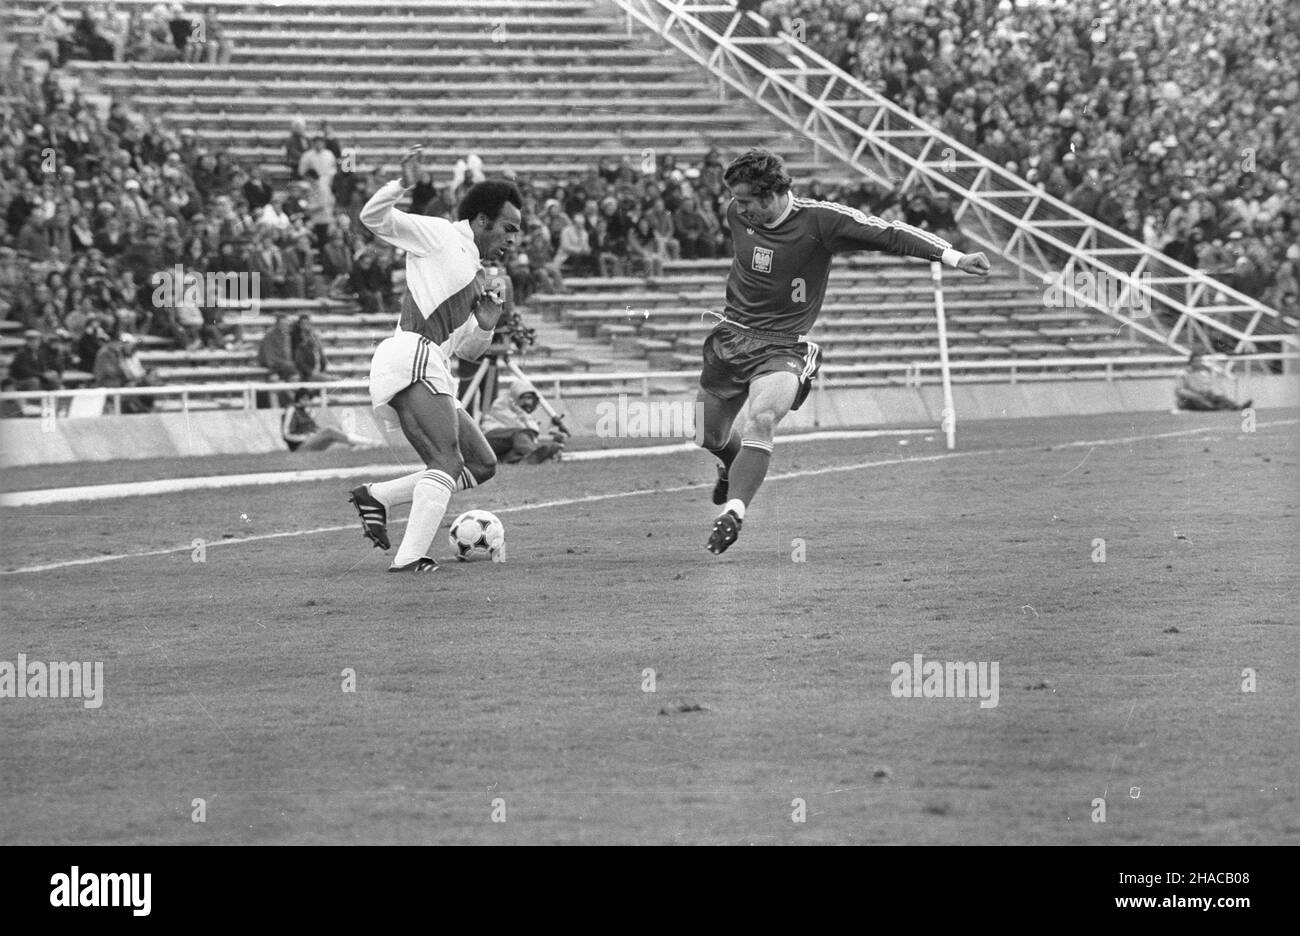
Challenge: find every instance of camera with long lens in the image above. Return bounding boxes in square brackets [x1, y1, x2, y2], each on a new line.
[496, 308, 536, 355]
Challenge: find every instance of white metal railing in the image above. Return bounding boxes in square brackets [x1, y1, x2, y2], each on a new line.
[608, 0, 1298, 360]
[3, 352, 1291, 422]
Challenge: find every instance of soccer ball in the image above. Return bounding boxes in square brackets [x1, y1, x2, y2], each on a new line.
[448, 509, 505, 562]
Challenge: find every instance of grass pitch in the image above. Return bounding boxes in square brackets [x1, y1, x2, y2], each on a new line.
[1, 410, 1296, 844]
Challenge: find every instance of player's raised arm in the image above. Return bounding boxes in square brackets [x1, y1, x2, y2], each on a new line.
[820, 204, 990, 276]
[359, 146, 444, 257]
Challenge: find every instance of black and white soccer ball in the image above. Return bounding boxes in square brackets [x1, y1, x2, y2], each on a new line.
[448, 509, 505, 562]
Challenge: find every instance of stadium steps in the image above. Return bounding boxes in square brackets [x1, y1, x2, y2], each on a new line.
[127, 94, 732, 114]
[14, 0, 599, 17]
[13, 0, 1179, 387]
[162, 128, 770, 148]
[184, 13, 624, 31]
[53, 0, 832, 182]
[223, 30, 641, 50]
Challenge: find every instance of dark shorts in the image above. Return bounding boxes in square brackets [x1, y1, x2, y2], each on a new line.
[699, 327, 822, 411]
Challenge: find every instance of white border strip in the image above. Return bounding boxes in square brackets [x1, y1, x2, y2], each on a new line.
[0, 428, 932, 507]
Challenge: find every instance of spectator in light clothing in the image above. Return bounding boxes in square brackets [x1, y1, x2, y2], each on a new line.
[298, 138, 338, 193]
[553, 214, 595, 275]
[196, 5, 231, 64]
[481, 379, 567, 464]
[101, 1, 131, 60]
[1175, 354, 1251, 412]
[41, 2, 76, 66]
[256, 191, 292, 233]
[301, 168, 336, 247]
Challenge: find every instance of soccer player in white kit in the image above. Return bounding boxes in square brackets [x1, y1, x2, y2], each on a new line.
[348, 147, 522, 572]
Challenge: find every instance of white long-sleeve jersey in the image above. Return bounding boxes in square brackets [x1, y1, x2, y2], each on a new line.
[359, 179, 494, 362]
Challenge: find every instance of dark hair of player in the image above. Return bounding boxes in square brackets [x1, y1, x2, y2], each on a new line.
[723, 149, 792, 198]
[457, 180, 524, 224]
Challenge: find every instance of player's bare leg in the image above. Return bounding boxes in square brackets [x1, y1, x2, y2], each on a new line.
[457, 407, 498, 488]
[696, 386, 747, 505]
[707, 370, 798, 554]
[386, 382, 464, 572]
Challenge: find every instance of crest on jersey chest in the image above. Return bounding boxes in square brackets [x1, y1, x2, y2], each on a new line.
[751, 246, 774, 273]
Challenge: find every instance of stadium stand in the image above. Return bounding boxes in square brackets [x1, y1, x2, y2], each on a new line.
[1, 0, 1292, 431]
[757, 0, 1299, 315]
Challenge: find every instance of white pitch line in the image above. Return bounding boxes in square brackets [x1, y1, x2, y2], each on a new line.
[0, 462, 417, 508]
[562, 428, 932, 462]
[0, 419, 1292, 576]
[0, 428, 933, 507]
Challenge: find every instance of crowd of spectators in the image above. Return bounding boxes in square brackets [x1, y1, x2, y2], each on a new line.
[0, 47, 407, 396]
[36, 1, 232, 67]
[751, 0, 1299, 314]
[1, 33, 771, 401]
[7, 0, 1295, 407]
[410, 148, 752, 306]
[473, 146, 977, 305]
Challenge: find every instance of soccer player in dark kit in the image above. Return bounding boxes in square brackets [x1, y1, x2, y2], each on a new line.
[699, 148, 992, 554]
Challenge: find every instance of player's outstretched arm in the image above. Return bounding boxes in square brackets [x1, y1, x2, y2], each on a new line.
[955, 252, 991, 277]
[821, 202, 984, 277]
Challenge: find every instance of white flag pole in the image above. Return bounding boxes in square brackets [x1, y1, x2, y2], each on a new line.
[930, 261, 957, 450]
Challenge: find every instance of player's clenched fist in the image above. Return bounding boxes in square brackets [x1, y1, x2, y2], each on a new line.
[956, 252, 992, 276]
[473, 283, 506, 330]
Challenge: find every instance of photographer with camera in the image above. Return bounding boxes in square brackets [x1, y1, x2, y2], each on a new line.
[481, 377, 568, 465]
[456, 263, 568, 463]
[455, 262, 533, 410]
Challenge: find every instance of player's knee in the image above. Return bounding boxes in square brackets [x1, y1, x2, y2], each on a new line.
[421, 446, 463, 478]
[699, 428, 729, 450]
[469, 453, 497, 484]
[744, 410, 778, 440]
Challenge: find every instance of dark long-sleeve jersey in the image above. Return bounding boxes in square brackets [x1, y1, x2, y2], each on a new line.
[723, 196, 955, 335]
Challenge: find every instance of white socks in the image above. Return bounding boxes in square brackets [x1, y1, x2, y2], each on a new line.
[724, 498, 746, 519]
[369, 470, 422, 509]
[392, 469, 455, 566]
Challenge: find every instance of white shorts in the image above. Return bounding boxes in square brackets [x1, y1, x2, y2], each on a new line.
[368, 331, 457, 411]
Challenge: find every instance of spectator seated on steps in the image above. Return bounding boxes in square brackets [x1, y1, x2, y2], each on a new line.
[480, 379, 567, 465]
[281, 388, 378, 452]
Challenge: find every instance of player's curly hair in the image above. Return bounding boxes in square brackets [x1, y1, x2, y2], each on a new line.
[457, 180, 523, 224]
[723, 148, 792, 198]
